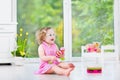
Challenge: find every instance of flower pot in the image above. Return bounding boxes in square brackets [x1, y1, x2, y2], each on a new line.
[14, 57, 24, 66]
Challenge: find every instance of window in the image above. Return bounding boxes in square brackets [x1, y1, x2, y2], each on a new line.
[17, 0, 119, 60]
[17, 0, 64, 58]
[64, 0, 119, 60]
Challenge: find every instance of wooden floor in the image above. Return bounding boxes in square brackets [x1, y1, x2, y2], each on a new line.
[0, 60, 120, 80]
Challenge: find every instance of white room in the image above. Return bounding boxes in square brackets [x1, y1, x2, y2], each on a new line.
[0, 0, 120, 80]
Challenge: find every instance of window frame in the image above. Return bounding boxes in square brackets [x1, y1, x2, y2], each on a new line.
[63, 0, 120, 61]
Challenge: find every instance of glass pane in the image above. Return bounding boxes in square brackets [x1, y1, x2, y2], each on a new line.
[17, 0, 64, 57]
[72, 0, 114, 57]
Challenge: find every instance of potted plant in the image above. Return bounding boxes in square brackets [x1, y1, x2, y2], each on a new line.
[11, 28, 29, 65]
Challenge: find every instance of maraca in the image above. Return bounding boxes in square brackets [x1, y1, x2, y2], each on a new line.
[60, 47, 65, 55]
[56, 47, 65, 60]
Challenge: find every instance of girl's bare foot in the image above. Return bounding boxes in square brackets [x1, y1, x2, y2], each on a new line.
[68, 63, 75, 69]
[64, 68, 73, 76]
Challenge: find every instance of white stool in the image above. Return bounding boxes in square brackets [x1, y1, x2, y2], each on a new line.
[81, 46, 103, 62]
[81, 46, 103, 71]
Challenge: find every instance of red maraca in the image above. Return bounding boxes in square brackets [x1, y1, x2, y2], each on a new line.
[60, 47, 65, 55]
[56, 47, 65, 60]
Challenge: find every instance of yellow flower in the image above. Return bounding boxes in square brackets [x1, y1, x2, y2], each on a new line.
[20, 51, 25, 56]
[26, 32, 29, 35]
[11, 27, 29, 57]
[20, 34, 22, 36]
[20, 28, 23, 32]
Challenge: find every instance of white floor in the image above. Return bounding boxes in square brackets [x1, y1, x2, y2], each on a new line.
[0, 60, 120, 80]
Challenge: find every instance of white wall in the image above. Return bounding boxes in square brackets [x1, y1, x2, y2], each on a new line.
[0, 0, 17, 60]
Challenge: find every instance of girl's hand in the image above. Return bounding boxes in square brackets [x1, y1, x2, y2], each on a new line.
[56, 51, 65, 60]
[48, 56, 57, 64]
[51, 56, 57, 61]
[56, 51, 64, 58]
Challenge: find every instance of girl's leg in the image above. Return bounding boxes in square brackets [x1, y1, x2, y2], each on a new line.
[51, 65, 73, 76]
[58, 62, 75, 69]
[45, 68, 54, 74]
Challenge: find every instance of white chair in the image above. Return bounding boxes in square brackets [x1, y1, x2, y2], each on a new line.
[101, 45, 119, 61]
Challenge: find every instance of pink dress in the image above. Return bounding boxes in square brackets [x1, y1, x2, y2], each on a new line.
[35, 42, 60, 74]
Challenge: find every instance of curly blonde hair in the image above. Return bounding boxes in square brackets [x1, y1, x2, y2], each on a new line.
[35, 27, 52, 45]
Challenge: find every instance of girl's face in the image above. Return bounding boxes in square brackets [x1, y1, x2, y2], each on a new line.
[44, 29, 56, 45]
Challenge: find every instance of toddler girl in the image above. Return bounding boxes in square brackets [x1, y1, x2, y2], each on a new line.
[35, 27, 75, 76]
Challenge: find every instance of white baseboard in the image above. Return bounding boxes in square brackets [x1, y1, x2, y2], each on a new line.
[24, 58, 40, 63]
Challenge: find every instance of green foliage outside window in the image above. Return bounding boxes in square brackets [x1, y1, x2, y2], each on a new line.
[72, 0, 114, 56]
[17, 0, 114, 57]
[17, 0, 63, 57]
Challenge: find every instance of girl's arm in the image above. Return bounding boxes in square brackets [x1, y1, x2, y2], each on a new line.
[38, 45, 56, 62]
